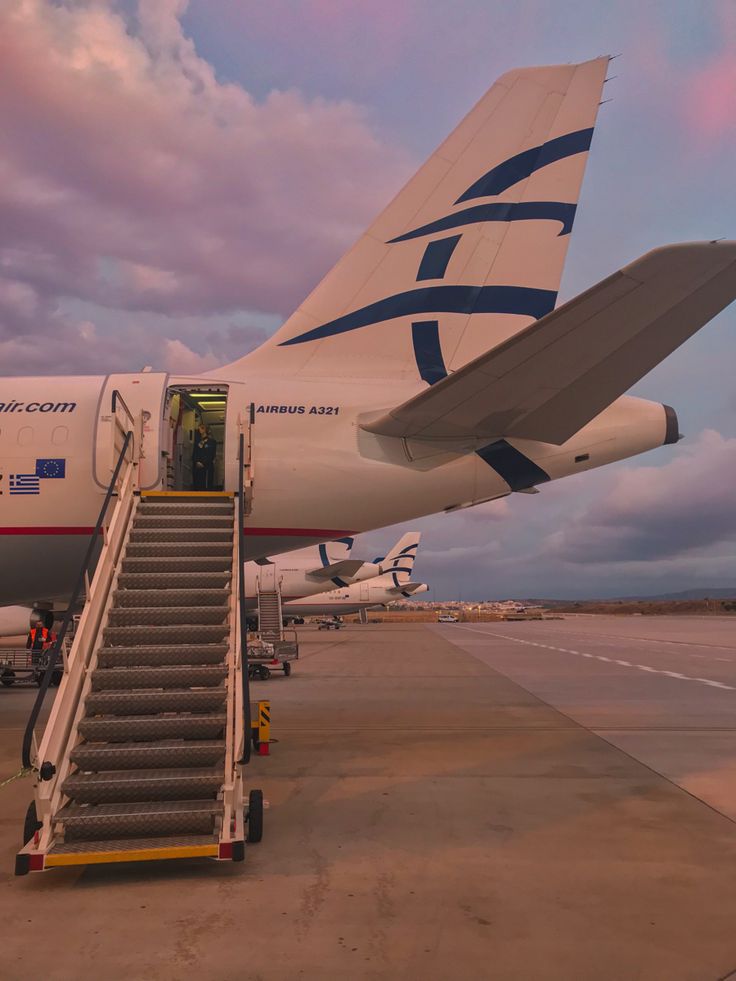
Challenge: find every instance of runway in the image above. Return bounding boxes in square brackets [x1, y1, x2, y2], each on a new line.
[1, 617, 735, 980]
[443, 615, 736, 820]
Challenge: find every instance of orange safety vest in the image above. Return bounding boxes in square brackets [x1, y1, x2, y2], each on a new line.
[28, 626, 49, 651]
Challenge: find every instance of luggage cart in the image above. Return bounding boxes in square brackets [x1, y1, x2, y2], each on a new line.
[247, 630, 299, 679]
[0, 650, 63, 688]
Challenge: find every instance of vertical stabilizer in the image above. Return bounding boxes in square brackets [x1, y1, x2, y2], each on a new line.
[241, 58, 609, 382]
[380, 532, 421, 587]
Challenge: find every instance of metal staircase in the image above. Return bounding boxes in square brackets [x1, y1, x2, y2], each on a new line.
[16, 396, 256, 874]
[257, 589, 283, 641]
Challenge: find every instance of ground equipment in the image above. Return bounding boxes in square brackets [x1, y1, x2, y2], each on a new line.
[16, 395, 259, 874]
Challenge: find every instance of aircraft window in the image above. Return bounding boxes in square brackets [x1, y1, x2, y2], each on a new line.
[52, 426, 69, 445]
[574, 453, 590, 463]
[17, 426, 33, 446]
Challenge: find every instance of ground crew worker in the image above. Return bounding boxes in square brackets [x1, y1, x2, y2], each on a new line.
[192, 422, 217, 490]
[26, 623, 49, 665]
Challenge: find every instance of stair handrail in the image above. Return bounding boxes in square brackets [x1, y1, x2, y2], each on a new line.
[237, 426, 252, 764]
[22, 393, 137, 770]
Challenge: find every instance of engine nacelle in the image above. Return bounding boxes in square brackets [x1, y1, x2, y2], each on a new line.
[517, 396, 680, 484]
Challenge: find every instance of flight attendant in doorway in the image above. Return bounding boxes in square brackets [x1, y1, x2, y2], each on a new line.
[192, 422, 217, 490]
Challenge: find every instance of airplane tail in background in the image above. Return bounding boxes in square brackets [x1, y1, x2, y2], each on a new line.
[379, 532, 421, 587]
[305, 535, 384, 586]
[242, 58, 609, 382]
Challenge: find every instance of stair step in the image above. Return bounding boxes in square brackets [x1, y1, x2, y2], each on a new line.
[130, 518, 233, 542]
[92, 665, 227, 690]
[58, 799, 222, 841]
[85, 688, 227, 716]
[70, 740, 225, 770]
[107, 607, 229, 627]
[121, 557, 233, 574]
[62, 767, 224, 804]
[78, 713, 226, 742]
[135, 512, 231, 525]
[130, 528, 233, 545]
[48, 833, 219, 857]
[117, 572, 231, 591]
[113, 589, 230, 609]
[132, 514, 233, 537]
[103, 624, 229, 646]
[97, 644, 228, 668]
[125, 542, 232, 558]
[136, 500, 233, 520]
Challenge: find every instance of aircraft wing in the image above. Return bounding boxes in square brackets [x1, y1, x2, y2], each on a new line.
[362, 242, 736, 445]
[305, 560, 368, 582]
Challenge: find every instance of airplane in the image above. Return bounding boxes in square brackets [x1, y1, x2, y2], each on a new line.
[282, 532, 428, 618]
[244, 536, 383, 610]
[2, 56, 736, 612]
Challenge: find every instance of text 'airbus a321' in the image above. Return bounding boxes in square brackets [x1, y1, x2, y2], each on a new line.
[2, 57, 735, 609]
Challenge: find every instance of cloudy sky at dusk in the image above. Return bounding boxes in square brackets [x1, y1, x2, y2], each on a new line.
[2, 0, 735, 598]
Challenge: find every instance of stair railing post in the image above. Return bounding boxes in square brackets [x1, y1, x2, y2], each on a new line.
[237, 416, 252, 765]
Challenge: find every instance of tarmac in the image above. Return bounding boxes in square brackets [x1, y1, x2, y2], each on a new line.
[1, 616, 736, 980]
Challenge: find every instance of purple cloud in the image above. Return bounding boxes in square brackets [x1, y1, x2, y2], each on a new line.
[545, 431, 736, 564]
[0, 0, 412, 373]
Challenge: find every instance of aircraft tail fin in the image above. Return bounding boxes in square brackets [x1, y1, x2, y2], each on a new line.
[380, 532, 421, 586]
[240, 58, 609, 381]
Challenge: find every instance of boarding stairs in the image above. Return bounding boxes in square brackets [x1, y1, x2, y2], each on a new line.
[16, 396, 257, 874]
[250, 568, 299, 678]
[257, 589, 283, 642]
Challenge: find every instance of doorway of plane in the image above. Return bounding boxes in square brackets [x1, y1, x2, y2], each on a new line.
[164, 385, 228, 491]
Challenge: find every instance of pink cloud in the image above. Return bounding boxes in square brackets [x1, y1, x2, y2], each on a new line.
[0, 0, 412, 373]
[685, 52, 736, 144]
[628, 1, 736, 151]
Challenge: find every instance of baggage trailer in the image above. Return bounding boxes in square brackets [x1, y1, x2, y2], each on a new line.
[1, 650, 63, 688]
[247, 630, 299, 679]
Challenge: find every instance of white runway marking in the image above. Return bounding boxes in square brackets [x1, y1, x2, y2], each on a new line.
[536, 628, 736, 655]
[454, 626, 736, 691]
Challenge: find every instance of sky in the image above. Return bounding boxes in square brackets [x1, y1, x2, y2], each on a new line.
[1, 0, 735, 598]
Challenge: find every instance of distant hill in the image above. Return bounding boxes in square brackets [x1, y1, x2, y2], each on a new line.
[521, 588, 736, 604]
[614, 587, 736, 601]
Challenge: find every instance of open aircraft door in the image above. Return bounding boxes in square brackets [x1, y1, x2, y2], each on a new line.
[94, 372, 169, 490]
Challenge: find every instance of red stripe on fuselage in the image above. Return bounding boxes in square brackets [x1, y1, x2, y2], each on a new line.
[0, 527, 97, 535]
[0, 526, 354, 537]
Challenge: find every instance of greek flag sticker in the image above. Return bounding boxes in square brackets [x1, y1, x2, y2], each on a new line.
[10, 474, 40, 495]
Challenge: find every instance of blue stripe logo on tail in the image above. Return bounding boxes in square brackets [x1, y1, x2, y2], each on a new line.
[456, 128, 594, 202]
[390, 201, 577, 244]
[279, 285, 556, 347]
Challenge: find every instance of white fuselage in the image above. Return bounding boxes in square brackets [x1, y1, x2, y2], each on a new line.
[283, 576, 428, 617]
[0, 369, 669, 605]
[243, 546, 380, 611]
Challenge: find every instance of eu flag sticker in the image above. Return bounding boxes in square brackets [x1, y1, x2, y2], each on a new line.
[35, 459, 66, 479]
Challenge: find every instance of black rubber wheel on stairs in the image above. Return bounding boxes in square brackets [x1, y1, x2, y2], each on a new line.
[283, 662, 291, 677]
[247, 789, 264, 844]
[23, 801, 41, 845]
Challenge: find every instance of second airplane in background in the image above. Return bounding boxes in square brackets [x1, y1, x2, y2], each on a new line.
[282, 533, 427, 619]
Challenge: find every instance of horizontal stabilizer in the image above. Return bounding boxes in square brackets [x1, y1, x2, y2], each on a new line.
[362, 241, 736, 445]
[306, 560, 368, 582]
[387, 581, 425, 595]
